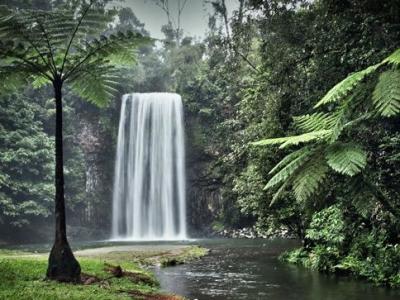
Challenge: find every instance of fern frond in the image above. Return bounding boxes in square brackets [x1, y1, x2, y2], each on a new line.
[292, 159, 329, 202]
[0, 10, 55, 70]
[327, 92, 362, 143]
[0, 4, 148, 105]
[294, 112, 337, 132]
[325, 143, 367, 176]
[0, 62, 49, 92]
[265, 149, 312, 189]
[64, 30, 149, 80]
[270, 179, 291, 206]
[348, 176, 376, 218]
[268, 147, 310, 175]
[253, 130, 331, 149]
[69, 64, 119, 106]
[314, 64, 381, 108]
[372, 70, 400, 117]
[383, 48, 400, 66]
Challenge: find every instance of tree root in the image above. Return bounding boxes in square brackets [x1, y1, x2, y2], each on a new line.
[81, 273, 102, 285]
[104, 263, 156, 286]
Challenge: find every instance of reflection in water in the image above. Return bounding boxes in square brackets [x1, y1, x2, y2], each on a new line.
[155, 239, 400, 300]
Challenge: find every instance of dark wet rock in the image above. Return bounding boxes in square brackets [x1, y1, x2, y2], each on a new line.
[213, 226, 296, 239]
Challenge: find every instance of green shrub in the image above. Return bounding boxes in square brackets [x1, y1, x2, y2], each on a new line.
[282, 209, 400, 287]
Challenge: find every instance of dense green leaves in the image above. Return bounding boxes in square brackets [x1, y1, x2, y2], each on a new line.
[325, 143, 367, 176]
[0, 2, 148, 106]
[265, 149, 311, 190]
[0, 94, 54, 226]
[305, 205, 346, 246]
[383, 49, 400, 66]
[314, 64, 381, 108]
[292, 159, 329, 202]
[254, 49, 400, 203]
[253, 130, 331, 148]
[373, 70, 400, 117]
[294, 113, 337, 132]
[197, 0, 400, 288]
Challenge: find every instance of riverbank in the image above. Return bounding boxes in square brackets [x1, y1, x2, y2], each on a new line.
[0, 245, 207, 299]
[155, 239, 400, 300]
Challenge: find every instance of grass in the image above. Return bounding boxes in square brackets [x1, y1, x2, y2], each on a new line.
[75, 245, 209, 267]
[159, 246, 209, 267]
[0, 245, 209, 300]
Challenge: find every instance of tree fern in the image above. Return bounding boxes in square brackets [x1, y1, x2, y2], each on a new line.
[294, 112, 337, 132]
[325, 143, 367, 176]
[314, 63, 381, 108]
[270, 179, 291, 206]
[0, 1, 149, 283]
[265, 148, 312, 189]
[292, 158, 329, 202]
[268, 147, 310, 175]
[0, 2, 149, 102]
[373, 70, 400, 117]
[383, 48, 400, 66]
[253, 130, 331, 149]
[252, 48, 400, 205]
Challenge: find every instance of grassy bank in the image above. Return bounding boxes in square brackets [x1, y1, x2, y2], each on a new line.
[0, 245, 208, 299]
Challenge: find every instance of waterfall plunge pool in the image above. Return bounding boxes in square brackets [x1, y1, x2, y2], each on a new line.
[154, 238, 400, 300]
[3, 238, 400, 299]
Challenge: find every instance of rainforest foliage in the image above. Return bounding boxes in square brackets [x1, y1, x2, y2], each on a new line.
[0, 0, 400, 287]
[203, 0, 400, 287]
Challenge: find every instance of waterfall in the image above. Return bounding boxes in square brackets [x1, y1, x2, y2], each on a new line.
[111, 93, 187, 240]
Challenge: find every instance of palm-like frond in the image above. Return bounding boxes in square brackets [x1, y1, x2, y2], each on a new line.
[373, 70, 400, 117]
[313, 64, 381, 108]
[268, 147, 310, 175]
[270, 179, 291, 206]
[383, 48, 400, 66]
[63, 30, 149, 80]
[265, 149, 328, 203]
[252, 49, 400, 204]
[0, 3, 113, 59]
[253, 130, 331, 149]
[68, 64, 119, 106]
[265, 148, 312, 189]
[294, 112, 337, 132]
[292, 158, 329, 202]
[0, 2, 150, 106]
[325, 143, 367, 176]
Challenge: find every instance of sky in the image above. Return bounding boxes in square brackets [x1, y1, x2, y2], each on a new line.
[111, 0, 237, 39]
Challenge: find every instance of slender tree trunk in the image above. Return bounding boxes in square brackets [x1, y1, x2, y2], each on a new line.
[46, 78, 81, 283]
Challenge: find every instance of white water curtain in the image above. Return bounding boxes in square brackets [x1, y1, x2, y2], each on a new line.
[112, 93, 187, 240]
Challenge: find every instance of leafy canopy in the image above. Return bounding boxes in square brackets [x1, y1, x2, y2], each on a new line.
[252, 48, 400, 204]
[0, 0, 150, 105]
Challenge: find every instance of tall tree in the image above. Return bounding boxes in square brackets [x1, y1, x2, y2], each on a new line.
[0, 0, 147, 282]
[151, 0, 190, 45]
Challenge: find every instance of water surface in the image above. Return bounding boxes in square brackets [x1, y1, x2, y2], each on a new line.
[155, 239, 400, 300]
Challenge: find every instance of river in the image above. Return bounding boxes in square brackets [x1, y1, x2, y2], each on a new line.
[5, 238, 400, 299]
[155, 238, 400, 300]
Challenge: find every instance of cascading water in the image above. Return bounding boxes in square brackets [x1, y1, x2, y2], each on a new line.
[111, 93, 187, 240]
